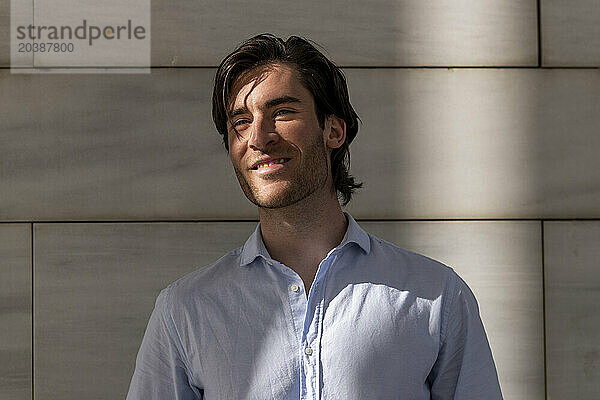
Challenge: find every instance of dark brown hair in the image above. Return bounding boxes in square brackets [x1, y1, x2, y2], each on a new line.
[212, 33, 362, 206]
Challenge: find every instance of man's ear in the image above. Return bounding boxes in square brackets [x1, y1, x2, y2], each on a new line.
[324, 115, 346, 150]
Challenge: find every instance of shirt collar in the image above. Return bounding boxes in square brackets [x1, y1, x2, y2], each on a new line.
[239, 212, 371, 267]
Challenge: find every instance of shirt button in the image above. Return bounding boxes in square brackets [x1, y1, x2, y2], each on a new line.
[304, 346, 313, 356]
[290, 284, 300, 292]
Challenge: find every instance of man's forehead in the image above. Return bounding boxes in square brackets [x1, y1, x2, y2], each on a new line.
[228, 63, 306, 110]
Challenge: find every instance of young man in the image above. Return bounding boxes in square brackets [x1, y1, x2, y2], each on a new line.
[127, 34, 503, 399]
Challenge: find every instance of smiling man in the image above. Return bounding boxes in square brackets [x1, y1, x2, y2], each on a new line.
[126, 34, 503, 399]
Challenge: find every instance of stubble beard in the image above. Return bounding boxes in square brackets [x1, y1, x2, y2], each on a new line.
[232, 134, 330, 209]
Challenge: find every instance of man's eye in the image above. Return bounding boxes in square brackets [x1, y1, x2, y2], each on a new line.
[274, 109, 293, 117]
[233, 119, 250, 127]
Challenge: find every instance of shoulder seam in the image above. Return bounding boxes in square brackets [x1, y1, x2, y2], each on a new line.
[169, 247, 244, 288]
[161, 285, 198, 386]
[372, 235, 448, 266]
[439, 270, 457, 345]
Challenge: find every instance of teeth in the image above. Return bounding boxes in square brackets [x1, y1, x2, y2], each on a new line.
[257, 158, 286, 169]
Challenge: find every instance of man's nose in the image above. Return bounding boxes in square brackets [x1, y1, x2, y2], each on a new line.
[248, 115, 278, 150]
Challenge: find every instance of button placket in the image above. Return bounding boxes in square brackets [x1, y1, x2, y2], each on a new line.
[299, 252, 339, 399]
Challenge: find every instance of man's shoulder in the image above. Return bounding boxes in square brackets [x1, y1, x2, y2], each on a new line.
[354, 231, 462, 298]
[162, 246, 244, 305]
[368, 233, 455, 277]
[367, 232, 480, 304]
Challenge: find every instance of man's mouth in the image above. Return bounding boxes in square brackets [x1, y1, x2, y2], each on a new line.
[251, 158, 291, 171]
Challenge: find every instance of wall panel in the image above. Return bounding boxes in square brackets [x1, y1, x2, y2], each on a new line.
[346, 68, 600, 219]
[0, 224, 32, 400]
[3, 0, 537, 68]
[2, 69, 599, 221]
[148, 0, 536, 67]
[545, 221, 600, 399]
[0, 69, 236, 221]
[542, 0, 600, 66]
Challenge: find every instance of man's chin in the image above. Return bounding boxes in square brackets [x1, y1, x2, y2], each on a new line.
[248, 195, 298, 209]
[245, 188, 304, 209]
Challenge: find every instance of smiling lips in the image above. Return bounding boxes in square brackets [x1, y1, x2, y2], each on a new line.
[251, 158, 291, 171]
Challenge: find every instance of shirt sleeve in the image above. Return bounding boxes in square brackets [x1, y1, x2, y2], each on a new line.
[427, 273, 503, 400]
[126, 287, 202, 400]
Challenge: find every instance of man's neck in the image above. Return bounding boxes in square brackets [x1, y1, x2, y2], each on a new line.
[258, 191, 348, 289]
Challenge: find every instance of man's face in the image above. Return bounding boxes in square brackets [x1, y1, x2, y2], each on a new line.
[227, 63, 333, 209]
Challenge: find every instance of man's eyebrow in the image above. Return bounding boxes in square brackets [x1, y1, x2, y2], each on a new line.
[229, 107, 247, 120]
[228, 96, 302, 120]
[264, 96, 302, 109]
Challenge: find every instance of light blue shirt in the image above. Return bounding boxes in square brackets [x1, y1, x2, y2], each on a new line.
[127, 213, 503, 399]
